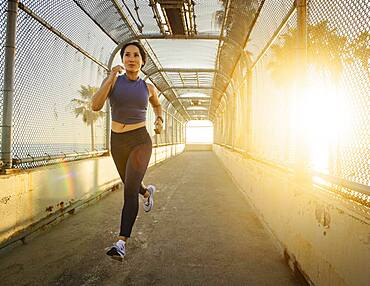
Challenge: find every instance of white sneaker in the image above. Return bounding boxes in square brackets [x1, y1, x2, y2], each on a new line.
[106, 240, 125, 261]
[143, 185, 155, 212]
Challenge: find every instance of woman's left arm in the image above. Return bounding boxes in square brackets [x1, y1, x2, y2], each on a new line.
[147, 83, 163, 133]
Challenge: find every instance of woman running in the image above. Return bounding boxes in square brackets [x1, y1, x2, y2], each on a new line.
[92, 41, 163, 260]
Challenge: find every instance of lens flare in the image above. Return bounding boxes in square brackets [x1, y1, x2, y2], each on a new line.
[293, 70, 348, 174]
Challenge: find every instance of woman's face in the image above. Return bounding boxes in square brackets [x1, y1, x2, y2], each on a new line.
[123, 45, 143, 72]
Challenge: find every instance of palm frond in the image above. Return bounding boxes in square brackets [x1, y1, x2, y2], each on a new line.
[71, 84, 103, 125]
[268, 21, 355, 87]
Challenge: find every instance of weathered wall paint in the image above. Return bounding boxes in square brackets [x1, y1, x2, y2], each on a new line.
[0, 144, 185, 246]
[214, 144, 370, 286]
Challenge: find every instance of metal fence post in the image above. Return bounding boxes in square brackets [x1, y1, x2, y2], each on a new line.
[1, 0, 19, 170]
[246, 69, 253, 152]
[171, 115, 174, 155]
[295, 0, 310, 179]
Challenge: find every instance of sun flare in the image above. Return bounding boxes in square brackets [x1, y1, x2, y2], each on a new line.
[293, 70, 349, 173]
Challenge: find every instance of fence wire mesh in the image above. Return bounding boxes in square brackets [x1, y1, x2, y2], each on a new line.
[211, 0, 264, 116]
[214, 0, 369, 205]
[10, 3, 111, 168]
[0, 0, 7, 156]
[1, 0, 368, 205]
[1, 0, 184, 169]
[250, 11, 297, 167]
[246, 0, 295, 60]
[308, 0, 369, 196]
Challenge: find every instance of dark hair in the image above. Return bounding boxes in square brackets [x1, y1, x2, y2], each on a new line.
[120, 41, 147, 68]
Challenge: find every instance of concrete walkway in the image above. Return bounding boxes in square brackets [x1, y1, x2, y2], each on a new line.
[0, 151, 307, 286]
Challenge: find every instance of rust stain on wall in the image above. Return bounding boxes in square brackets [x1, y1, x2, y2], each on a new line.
[315, 204, 331, 229]
[58, 201, 64, 209]
[0, 196, 11, 204]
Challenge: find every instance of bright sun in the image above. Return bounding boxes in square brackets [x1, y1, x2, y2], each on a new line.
[293, 70, 348, 174]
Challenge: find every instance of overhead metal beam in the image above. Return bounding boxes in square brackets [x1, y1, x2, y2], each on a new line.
[177, 97, 211, 100]
[107, 34, 247, 63]
[148, 0, 166, 34]
[157, 68, 217, 73]
[161, 86, 225, 94]
[178, 71, 185, 86]
[144, 68, 231, 85]
[136, 33, 247, 56]
[137, 33, 221, 40]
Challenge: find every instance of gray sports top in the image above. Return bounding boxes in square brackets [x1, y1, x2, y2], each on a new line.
[109, 74, 149, 124]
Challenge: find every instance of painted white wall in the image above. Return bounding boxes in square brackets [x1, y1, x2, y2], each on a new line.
[0, 144, 185, 246]
[214, 144, 370, 286]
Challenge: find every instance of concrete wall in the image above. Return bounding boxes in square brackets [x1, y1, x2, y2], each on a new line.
[0, 144, 185, 247]
[213, 144, 370, 286]
[185, 144, 213, 151]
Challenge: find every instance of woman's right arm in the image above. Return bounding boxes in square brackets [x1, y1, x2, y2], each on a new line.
[91, 65, 123, 111]
[91, 76, 114, 111]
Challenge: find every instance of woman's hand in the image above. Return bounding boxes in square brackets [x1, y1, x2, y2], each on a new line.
[92, 65, 123, 111]
[108, 64, 124, 80]
[154, 116, 163, 134]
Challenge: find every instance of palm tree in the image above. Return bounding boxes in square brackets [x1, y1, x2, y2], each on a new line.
[71, 85, 105, 151]
[349, 31, 370, 78]
[268, 20, 353, 88]
[214, 0, 258, 35]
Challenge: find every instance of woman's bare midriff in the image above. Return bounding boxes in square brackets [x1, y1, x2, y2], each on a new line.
[111, 120, 146, 133]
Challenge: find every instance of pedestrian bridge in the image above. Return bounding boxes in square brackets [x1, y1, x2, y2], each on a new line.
[0, 1, 369, 285]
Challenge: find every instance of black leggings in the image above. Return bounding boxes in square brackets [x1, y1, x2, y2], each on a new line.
[110, 127, 152, 237]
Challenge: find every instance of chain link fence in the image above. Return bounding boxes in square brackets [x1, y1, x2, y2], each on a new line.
[2, 0, 367, 205]
[308, 0, 369, 195]
[214, 0, 369, 205]
[0, 0, 184, 169]
[0, 0, 7, 157]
